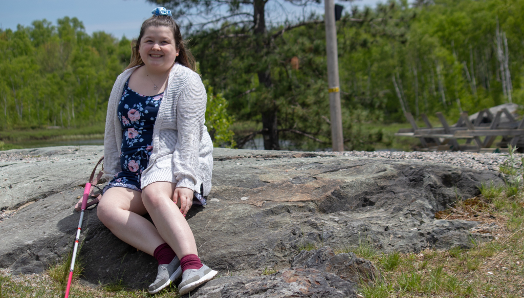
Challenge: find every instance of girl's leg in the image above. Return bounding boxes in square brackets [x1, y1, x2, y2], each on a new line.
[141, 182, 198, 258]
[96, 187, 165, 256]
[142, 182, 218, 295]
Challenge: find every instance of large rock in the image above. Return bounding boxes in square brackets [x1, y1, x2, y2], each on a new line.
[0, 146, 503, 295]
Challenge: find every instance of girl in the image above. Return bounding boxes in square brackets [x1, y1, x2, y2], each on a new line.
[96, 7, 217, 295]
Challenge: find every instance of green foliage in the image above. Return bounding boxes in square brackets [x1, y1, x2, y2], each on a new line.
[204, 82, 236, 148]
[187, 0, 524, 150]
[5, 0, 524, 150]
[0, 17, 130, 130]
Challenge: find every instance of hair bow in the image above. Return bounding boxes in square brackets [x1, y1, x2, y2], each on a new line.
[152, 7, 172, 16]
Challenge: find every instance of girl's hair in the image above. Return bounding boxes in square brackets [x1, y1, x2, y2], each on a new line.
[126, 15, 196, 71]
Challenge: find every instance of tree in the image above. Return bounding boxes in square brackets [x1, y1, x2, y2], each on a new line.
[0, 17, 129, 130]
[148, 0, 333, 149]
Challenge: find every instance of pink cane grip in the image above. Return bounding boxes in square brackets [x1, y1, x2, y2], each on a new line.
[81, 183, 92, 211]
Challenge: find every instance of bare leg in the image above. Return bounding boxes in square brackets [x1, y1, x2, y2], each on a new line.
[141, 182, 198, 259]
[97, 187, 165, 256]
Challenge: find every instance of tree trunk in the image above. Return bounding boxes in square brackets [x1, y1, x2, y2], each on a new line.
[254, 0, 280, 150]
[496, 22, 508, 100]
[435, 61, 447, 107]
[463, 61, 477, 98]
[262, 109, 280, 150]
[503, 32, 512, 103]
[392, 74, 407, 115]
[412, 64, 419, 118]
[253, 0, 266, 35]
[469, 46, 477, 99]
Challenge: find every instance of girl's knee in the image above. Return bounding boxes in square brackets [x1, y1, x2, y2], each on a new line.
[141, 189, 169, 208]
[96, 198, 116, 226]
[142, 182, 175, 208]
[141, 190, 156, 207]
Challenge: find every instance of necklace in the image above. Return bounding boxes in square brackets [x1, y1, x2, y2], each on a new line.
[146, 74, 159, 90]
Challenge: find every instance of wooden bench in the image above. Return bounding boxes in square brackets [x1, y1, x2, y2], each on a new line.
[395, 109, 524, 151]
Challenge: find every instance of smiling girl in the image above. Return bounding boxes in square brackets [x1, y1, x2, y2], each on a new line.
[95, 7, 216, 295]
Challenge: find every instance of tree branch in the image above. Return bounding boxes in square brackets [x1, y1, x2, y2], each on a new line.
[280, 128, 326, 143]
[237, 88, 256, 97]
[194, 12, 254, 28]
[271, 20, 323, 39]
[237, 129, 263, 148]
[271, 17, 366, 39]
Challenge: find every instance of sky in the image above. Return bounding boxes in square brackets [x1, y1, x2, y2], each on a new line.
[0, 0, 385, 39]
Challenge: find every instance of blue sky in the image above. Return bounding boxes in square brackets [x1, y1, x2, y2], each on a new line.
[0, 0, 385, 39]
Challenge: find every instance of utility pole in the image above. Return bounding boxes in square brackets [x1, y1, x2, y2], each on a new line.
[324, 0, 344, 152]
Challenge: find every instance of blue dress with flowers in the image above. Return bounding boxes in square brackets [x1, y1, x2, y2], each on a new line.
[106, 79, 163, 192]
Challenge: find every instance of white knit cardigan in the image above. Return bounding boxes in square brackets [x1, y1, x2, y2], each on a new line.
[103, 63, 213, 196]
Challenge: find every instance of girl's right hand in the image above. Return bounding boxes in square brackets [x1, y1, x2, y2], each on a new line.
[172, 187, 193, 216]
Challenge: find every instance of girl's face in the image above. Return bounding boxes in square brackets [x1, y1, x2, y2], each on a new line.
[139, 26, 179, 72]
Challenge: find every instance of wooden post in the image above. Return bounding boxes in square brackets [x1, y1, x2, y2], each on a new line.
[436, 112, 460, 150]
[483, 111, 502, 148]
[509, 117, 524, 147]
[461, 112, 483, 149]
[324, 0, 344, 152]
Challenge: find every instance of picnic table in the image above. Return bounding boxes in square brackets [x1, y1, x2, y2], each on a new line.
[395, 108, 524, 152]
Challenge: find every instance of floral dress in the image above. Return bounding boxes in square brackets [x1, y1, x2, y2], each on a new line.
[103, 79, 162, 192]
[104, 79, 207, 206]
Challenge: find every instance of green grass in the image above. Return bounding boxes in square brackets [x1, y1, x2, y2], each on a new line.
[262, 267, 277, 275]
[479, 181, 505, 199]
[0, 240, 180, 298]
[0, 268, 181, 298]
[298, 242, 317, 251]
[339, 237, 377, 259]
[47, 248, 85, 293]
[357, 171, 524, 297]
[102, 279, 127, 292]
[379, 252, 401, 271]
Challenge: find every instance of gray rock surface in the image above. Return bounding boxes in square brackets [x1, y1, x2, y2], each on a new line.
[189, 268, 359, 298]
[0, 146, 504, 295]
[0, 146, 104, 210]
[291, 247, 378, 285]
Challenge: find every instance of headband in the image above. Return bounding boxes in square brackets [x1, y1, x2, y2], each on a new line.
[152, 7, 172, 17]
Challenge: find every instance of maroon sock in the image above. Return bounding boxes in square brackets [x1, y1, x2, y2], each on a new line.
[180, 254, 203, 271]
[153, 243, 176, 265]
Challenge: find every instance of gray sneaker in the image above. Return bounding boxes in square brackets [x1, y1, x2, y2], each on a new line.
[178, 264, 218, 295]
[148, 256, 182, 294]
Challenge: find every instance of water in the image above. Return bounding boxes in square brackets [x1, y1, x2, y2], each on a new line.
[13, 138, 104, 149]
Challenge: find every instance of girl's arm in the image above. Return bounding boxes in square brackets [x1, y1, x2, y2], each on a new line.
[171, 71, 207, 194]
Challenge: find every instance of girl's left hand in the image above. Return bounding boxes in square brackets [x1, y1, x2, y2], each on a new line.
[173, 187, 193, 216]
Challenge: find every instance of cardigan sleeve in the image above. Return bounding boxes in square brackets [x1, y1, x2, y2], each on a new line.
[171, 71, 207, 191]
[103, 73, 126, 178]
